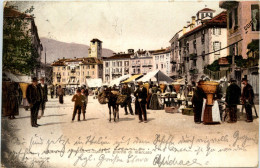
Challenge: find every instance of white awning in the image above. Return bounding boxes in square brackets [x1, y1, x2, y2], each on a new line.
[86, 78, 102, 88]
[3, 71, 20, 82]
[109, 74, 130, 86]
[137, 70, 173, 83]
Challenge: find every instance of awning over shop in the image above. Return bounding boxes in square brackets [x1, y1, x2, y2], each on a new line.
[121, 74, 143, 83]
[3, 71, 20, 82]
[137, 70, 173, 83]
[86, 78, 102, 88]
[17, 75, 31, 83]
[110, 74, 130, 86]
[173, 78, 185, 85]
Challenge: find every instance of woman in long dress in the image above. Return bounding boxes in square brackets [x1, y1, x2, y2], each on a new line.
[149, 85, 162, 110]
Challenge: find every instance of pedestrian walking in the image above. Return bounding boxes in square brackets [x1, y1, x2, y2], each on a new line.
[72, 89, 85, 121]
[50, 85, 54, 98]
[26, 77, 41, 127]
[37, 77, 48, 119]
[241, 78, 255, 122]
[57, 85, 64, 104]
[134, 81, 148, 123]
[225, 78, 241, 123]
[191, 80, 206, 124]
[81, 88, 89, 120]
[121, 83, 134, 115]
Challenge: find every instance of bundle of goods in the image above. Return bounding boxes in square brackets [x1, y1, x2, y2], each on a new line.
[182, 108, 194, 116]
[98, 93, 108, 104]
[116, 94, 127, 105]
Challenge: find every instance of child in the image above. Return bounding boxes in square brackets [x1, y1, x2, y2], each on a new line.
[71, 89, 85, 121]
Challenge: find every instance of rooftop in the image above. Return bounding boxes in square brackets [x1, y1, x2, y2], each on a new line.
[102, 53, 132, 60]
[4, 7, 32, 18]
[51, 57, 103, 66]
[198, 8, 216, 12]
[90, 38, 102, 43]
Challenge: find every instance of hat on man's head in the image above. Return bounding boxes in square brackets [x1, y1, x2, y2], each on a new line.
[40, 77, 44, 81]
[32, 77, 38, 82]
[242, 78, 248, 82]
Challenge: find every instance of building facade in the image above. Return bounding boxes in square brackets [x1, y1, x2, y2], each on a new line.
[220, 1, 259, 94]
[130, 49, 153, 75]
[170, 8, 227, 82]
[52, 57, 103, 88]
[151, 48, 173, 76]
[102, 51, 132, 84]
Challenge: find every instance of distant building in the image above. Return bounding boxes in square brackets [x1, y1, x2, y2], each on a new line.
[220, 1, 259, 94]
[52, 39, 103, 88]
[102, 51, 132, 84]
[151, 48, 173, 76]
[51, 57, 103, 88]
[130, 49, 153, 75]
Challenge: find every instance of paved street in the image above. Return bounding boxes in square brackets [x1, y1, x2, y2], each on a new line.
[2, 95, 259, 167]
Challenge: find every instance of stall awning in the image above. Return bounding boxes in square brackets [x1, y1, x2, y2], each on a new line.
[3, 71, 20, 82]
[110, 74, 130, 86]
[86, 78, 102, 88]
[137, 70, 173, 83]
[121, 74, 143, 83]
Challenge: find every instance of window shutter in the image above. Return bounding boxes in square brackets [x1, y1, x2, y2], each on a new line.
[219, 28, 221, 35]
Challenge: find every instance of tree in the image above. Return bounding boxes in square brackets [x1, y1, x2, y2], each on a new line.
[3, 6, 40, 75]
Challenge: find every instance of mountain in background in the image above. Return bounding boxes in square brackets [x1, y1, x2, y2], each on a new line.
[40, 37, 114, 63]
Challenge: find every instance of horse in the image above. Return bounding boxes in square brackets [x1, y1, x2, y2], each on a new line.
[103, 88, 119, 122]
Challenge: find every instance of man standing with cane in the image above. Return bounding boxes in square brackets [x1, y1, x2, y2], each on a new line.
[134, 82, 148, 123]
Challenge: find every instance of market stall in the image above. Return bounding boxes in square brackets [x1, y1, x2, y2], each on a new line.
[109, 74, 130, 86]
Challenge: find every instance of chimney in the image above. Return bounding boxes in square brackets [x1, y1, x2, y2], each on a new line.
[183, 26, 186, 34]
[192, 16, 196, 25]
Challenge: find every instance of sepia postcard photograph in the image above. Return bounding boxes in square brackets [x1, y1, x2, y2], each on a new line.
[1, 0, 259, 167]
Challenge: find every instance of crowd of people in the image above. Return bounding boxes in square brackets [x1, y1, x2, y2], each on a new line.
[2, 75, 257, 127]
[192, 77, 256, 124]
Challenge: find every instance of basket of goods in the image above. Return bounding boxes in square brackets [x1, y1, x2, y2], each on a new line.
[199, 81, 219, 105]
[116, 94, 128, 105]
[111, 90, 120, 95]
[98, 93, 108, 104]
[172, 83, 181, 93]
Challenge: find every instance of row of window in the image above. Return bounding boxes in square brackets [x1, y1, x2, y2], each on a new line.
[56, 65, 96, 71]
[105, 61, 129, 67]
[54, 71, 95, 77]
[132, 60, 152, 65]
[155, 53, 170, 61]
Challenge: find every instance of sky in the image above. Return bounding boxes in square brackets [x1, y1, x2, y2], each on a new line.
[5, 1, 223, 52]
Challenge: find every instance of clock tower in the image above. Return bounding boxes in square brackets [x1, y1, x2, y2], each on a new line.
[89, 38, 102, 59]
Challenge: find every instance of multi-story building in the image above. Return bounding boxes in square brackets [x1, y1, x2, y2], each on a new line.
[130, 49, 153, 75]
[52, 57, 103, 88]
[3, 6, 43, 78]
[220, 1, 259, 94]
[52, 39, 103, 88]
[102, 50, 132, 84]
[177, 9, 227, 82]
[151, 48, 173, 76]
[169, 29, 183, 78]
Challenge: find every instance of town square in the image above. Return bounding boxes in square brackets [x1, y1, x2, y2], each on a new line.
[1, 1, 259, 167]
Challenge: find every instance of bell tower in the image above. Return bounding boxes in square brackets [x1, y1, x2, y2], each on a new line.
[89, 38, 102, 59]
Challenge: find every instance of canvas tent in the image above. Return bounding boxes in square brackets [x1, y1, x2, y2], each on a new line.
[109, 74, 130, 86]
[86, 78, 102, 88]
[137, 70, 173, 83]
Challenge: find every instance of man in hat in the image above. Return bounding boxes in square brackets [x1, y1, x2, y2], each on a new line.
[26, 77, 41, 127]
[241, 78, 255, 122]
[121, 83, 133, 115]
[191, 80, 206, 124]
[225, 78, 241, 123]
[134, 81, 148, 123]
[37, 77, 48, 119]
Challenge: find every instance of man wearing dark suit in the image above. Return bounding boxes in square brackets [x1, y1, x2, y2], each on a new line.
[241, 78, 255, 122]
[38, 77, 48, 119]
[121, 83, 133, 115]
[26, 77, 41, 127]
[134, 81, 148, 123]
